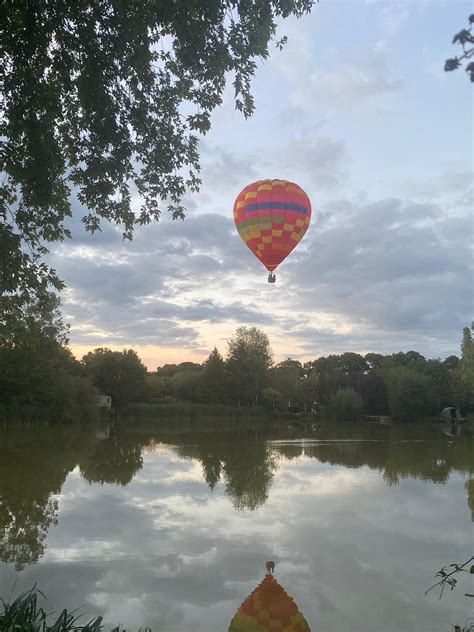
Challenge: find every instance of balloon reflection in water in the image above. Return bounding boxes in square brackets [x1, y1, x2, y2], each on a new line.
[229, 561, 311, 631]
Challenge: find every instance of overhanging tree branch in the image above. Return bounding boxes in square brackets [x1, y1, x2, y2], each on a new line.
[0, 1, 315, 295]
[445, 15, 474, 81]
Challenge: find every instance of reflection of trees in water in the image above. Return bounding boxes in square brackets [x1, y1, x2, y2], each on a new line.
[274, 443, 305, 461]
[78, 430, 143, 486]
[269, 424, 473, 521]
[171, 423, 473, 517]
[466, 477, 474, 521]
[0, 495, 58, 571]
[1, 421, 472, 572]
[382, 442, 451, 486]
[304, 441, 389, 472]
[0, 422, 145, 570]
[223, 441, 276, 510]
[201, 454, 222, 490]
[0, 424, 94, 570]
[176, 434, 276, 511]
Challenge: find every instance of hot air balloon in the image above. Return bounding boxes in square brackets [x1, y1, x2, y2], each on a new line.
[233, 179, 312, 283]
[228, 561, 311, 632]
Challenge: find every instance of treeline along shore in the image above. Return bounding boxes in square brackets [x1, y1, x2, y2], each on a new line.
[1, 292, 473, 424]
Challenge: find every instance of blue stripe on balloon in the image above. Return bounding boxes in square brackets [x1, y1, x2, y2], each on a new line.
[245, 202, 308, 214]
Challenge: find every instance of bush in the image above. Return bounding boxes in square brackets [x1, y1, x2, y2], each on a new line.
[385, 367, 437, 422]
[327, 387, 362, 420]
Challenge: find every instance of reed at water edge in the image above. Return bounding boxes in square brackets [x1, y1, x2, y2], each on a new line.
[0, 587, 151, 631]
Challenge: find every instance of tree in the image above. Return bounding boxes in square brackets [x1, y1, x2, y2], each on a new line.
[268, 358, 304, 403]
[384, 367, 437, 422]
[226, 326, 273, 406]
[365, 352, 384, 371]
[0, 291, 97, 420]
[337, 352, 368, 375]
[145, 373, 173, 399]
[152, 360, 203, 401]
[305, 354, 368, 406]
[460, 323, 474, 376]
[197, 347, 227, 403]
[305, 360, 338, 405]
[156, 362, 201, 377]
[451, 323, 474, 411]
[0, 1, 313, 294]
[356, 372, 388, 415]
[327, 387, 362, 421]
[170, 366, 203, 401]
[82, 347, 147, 408]
[0, 291, 68, 349]
[382, 350, 427, 373]
[445, 15, 474, 81]
[261, 386, 284, 410]
[423, 358, 456, 411]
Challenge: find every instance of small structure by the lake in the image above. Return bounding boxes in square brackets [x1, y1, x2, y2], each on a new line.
[440, 407, 464, 421]
[97, 394, 112, 411]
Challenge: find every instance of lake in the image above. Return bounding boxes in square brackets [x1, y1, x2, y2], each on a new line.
[0, 420, 472, 632]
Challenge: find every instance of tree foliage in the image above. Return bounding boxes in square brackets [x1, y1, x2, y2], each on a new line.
[170, 365, 203, 402]
[82, 347, 147, 408]
[0, 0, 313, 294]
[452, 323, 474, 410]
[302, 346, 465, 420]
[269, 358, 304, 403]
[226, 326, 273, 406]
[445, 14, 474, 81]
[384, 367, 437, 422]
[0, 424, 97, 569]
[80, 431, 143, 486]
[327, 387, 362, 421]
[197, 347, 227, 403]
[77, 323, 471, 420]
[0, 292, 97, 420]
[177, 434, 276, 510]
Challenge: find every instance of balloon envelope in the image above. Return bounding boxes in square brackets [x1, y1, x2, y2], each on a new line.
[228, 572, 311, 632]
[233, 179, 312, 272]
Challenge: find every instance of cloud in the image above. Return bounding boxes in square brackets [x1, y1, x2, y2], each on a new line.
[268, 136, 347, 191]
[199, 145, 258, 197]
[36, 1, 470, 365]
[1, 436, 471, 632]
[52, 213, 274, 350]
[269, 14, 403, 118]
[50, 185, 472, 361]
[281, 195, 473, 356]
[292, 55, 403, 113]
[378, 3, 410, 36]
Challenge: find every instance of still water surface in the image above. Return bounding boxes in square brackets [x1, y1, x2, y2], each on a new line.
[0, 421, 472, 631]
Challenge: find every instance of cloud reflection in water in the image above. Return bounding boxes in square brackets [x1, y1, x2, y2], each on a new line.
[0, 422, 472, 632]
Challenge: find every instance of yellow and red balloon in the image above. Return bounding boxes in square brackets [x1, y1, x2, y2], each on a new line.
[228, 569, 311, 632]
[233, 179, 311, 277]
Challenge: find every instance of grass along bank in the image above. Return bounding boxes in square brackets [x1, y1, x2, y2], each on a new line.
[0, 587, 147, 632]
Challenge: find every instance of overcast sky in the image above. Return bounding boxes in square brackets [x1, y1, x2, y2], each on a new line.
[51, 0, 473, 369]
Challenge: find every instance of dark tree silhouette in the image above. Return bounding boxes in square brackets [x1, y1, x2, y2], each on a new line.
[79, 431, 144, 486]
[445, 15, 474, 81]
[0, 424, 94, 569]
[0, 1, 313, 295]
